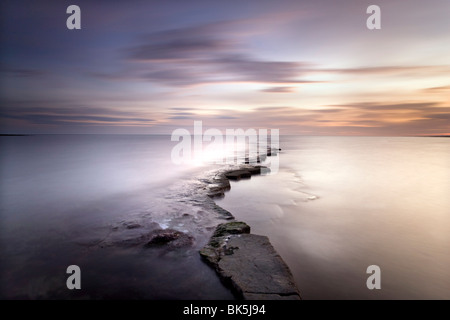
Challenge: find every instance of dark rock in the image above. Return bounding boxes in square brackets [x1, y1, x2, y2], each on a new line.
[201, 222, 239, 254]
[115, 228, 193, 249]
[199, 247, 220, 264]
[213, 205, 234, 220]
[147, 230, 180, 245]
[213, 176, 231, 189]
[200, 222, 301, 300]
[213, 221, 250, 238]
[242, 165, 271, 175]
[205, 173, 232, 198]
[207, 186, 226, 198]
[217, 234, 300, 300]
[200, 221, 250, 264]
[225, 170, 252, 180]
[245, 166, 262, 175]
[125, 223, 141, 229]
[145, 229, 194, 248]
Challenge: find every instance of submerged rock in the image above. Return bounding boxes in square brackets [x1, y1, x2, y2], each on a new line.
[212, 221, 251, 237]
[145, 229, 194, 248]
[110, 227, 194, 250]
[125, 223, 141, 229]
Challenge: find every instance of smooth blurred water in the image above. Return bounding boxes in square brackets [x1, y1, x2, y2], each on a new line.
[2, 135, 449, 300]
[217, 136, 450, 299]
[0, 134, 235, 299]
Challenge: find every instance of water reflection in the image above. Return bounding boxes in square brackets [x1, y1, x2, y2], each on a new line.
[217, 137, 450, 299]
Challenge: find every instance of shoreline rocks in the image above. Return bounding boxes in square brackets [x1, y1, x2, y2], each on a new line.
[96, 226, 194, 250]
[200, 164, 301, 300]
[206, 166, 270, 198]
[200, 222, 301, 300]
[145, 228, 194, 248]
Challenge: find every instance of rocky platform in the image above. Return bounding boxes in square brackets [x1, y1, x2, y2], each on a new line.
[200, 221, 301, 300]
[205, 165, 270, 198]
[200, 164, 301, 300]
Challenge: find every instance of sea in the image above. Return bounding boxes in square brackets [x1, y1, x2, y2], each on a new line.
[0, 135, 449, 299]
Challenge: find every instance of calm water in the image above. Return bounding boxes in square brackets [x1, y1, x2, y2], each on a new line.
[217, 136, 450, 299]
[0, 135, 234, 299]
[1, 135, 449, 299]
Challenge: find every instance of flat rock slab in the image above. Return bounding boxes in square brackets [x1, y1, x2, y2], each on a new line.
[207, 166, 269, 198]
[218, 234, 300, 300]
[200, 222, 301, 300]
[224, 170, 252, 180]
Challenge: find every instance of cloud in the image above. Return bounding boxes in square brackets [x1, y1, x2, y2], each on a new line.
[120, 22, 316, 87]
[129, 36, 228, 62]
[114, 21, 450, 89]
[115, 22, 450, 89]
[166, 110, 238, 121]
[211, 54, 312, 84]
[214, 115, 238, 119]
[314, 65, 450, 77]
[0, 66, 46, 77]
[313, 108, 345, 113]
[424, 113, 450, 120]
[2, 114, 153, 125]
[141, 67, 216, 86]
[177, 102, 449, 135]
[339, 102, 440, 111]
[127, 22, 235, 61]
[168, 116, 194, 120]
[169, 112, 195, 116]
[261, 86, 295, 93]
[169, 107, 192, 111]
[423, 85, 450, 92]
[0, 104, 154, 126]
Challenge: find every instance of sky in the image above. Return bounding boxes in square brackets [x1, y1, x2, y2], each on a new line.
[0, 0, 449, 135]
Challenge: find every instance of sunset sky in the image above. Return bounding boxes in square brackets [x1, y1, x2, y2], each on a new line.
[1, 0, 449, 135]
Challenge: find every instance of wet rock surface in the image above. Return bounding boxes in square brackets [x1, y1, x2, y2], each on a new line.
[200, 222, 301, 300]
[145, 228, 194, 248]
[78, 220, 195, 251]
[199, 164, 301, 300]
[213, 221, 251, 237]
[113, 227, 193, 249]
[73, 161, 301, 300]
[224, 170, 252, 180]
[125, 223, 141, 229]
[207, 166, 269, 198]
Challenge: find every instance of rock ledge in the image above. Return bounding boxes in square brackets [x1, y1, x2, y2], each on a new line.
[200, 221, 301, 300]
